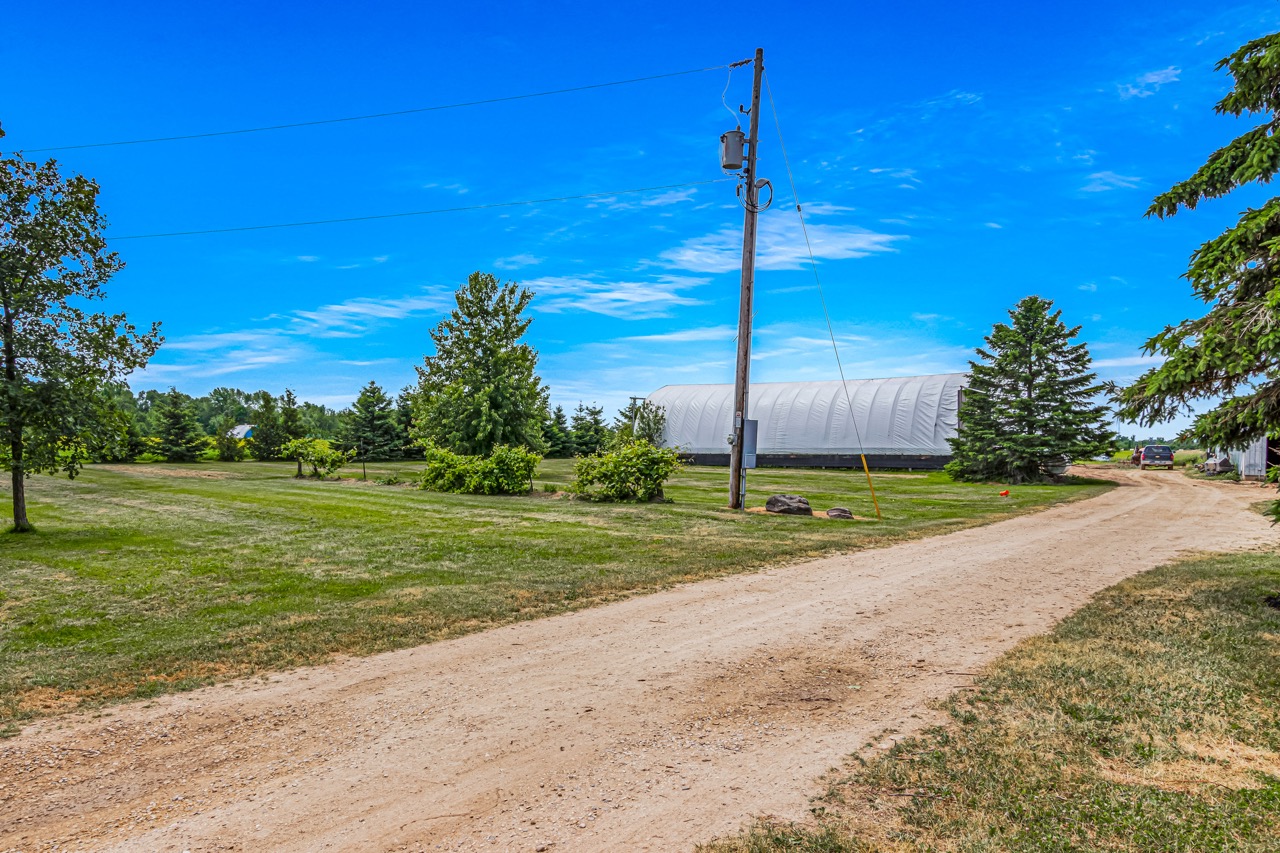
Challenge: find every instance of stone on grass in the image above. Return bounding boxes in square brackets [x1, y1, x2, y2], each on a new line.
[765, 494, 812, 515]
[826, 507, 854, 520]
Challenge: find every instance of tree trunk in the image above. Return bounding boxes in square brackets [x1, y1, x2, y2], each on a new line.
[1, 281, 31, 532]
[10, 437, 31, 532]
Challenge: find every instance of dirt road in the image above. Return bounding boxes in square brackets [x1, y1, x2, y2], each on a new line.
[2, 470, 1272, 852]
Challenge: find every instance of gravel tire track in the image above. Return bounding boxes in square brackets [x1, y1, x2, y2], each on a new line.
[1, 469, 1271, 852]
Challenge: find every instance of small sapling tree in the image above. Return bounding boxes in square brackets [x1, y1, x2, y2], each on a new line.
[283, 437, 353, 479]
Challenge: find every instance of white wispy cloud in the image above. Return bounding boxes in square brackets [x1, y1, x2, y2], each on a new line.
[1079, 282, 1098, 292]
[1119, 66, 1180, 99]
[984, 222, 1003, 229]
[621, 325, 738, 343]
[524, 274, 709, 319]
[1082, 171, 1141, 192]
[640, 188, 698, 207]
[1094, 355, 1162, 368]
[297, 255, 320, 262]
[493, 253, 543, 270]
[660, 213, 904, 273]
[290, 289, 453, 337]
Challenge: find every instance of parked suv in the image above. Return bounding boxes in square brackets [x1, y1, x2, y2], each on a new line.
[1139, 444, 1175, 470]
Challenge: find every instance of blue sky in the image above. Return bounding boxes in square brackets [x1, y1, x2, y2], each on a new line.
[7, 1, 1278, 434]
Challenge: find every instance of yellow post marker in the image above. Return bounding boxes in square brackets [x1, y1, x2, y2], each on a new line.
[859, 454, 882, 520]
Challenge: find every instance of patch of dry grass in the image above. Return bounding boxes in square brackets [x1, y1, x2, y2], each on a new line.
[700, 551, 1280, 852]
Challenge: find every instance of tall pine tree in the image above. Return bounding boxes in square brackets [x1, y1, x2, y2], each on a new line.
[339, 381, 401, 460]
[543, 405, 574, 458]
[570, 403, 609, 457]
[395, 385, 420, 459]
[412, 272, 547, 455]
[154, 388, 204, 462]
[1118, 33, 1280, 461]
[947, 296, 1115, 483]
[280, 388, 303, 440]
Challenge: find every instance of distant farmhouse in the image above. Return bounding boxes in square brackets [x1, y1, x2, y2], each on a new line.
[647, 373, 967, 470]
[231, 424, 255, 440]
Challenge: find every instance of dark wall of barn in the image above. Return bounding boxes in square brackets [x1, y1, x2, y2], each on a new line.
[676, 453, 953, 470]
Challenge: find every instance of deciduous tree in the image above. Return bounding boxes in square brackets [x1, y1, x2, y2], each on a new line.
[611, 399, 667, 447]
[0, 135, 161, 529]
[412, 271, 547, 455]
[247, 391, 286, 460]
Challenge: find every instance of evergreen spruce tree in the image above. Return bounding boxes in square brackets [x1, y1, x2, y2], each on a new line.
[412, 271, 548, 455]
[570, 403, 609, 457]
[247, 392, 286, 460]
[947, 296, 1115, 483]
[280, 388, 303, 440]
[1117, 33, 1280, 477]
[154, 388, 204, 462]
[339, 381, 401, 460]
[395, 386, 421, 459]
[543, 405, 574, 458]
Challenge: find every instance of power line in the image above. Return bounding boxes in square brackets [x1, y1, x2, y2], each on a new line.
[763, 70, 883, 519]
[22, 65, 732, 154]
[108, 179, 732, 240]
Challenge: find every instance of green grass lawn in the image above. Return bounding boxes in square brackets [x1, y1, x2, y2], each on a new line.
[0, 459, 1108, 728]
[702, 551, 1280, 852]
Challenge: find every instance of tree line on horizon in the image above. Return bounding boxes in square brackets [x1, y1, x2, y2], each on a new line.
[102, 377, 663, 466]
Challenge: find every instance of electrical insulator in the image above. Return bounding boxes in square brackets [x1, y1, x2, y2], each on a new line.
[720, 128, 745, 170]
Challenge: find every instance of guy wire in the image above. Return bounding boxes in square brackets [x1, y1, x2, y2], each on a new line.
[763, 71, 882, 520]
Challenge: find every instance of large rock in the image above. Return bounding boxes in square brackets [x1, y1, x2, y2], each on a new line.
[765, 494, 812, 515]
[826, 507, 854, 520]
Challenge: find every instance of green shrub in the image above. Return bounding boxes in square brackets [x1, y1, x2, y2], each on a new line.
[373, 473, 403, 486]
[416, 442, 538, 495]
[572, 439, 681, 501]
[282, 438, 354, 479]
[134, 452, 164, 463]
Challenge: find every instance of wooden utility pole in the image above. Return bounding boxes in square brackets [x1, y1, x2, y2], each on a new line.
[728, 48, 764, 510]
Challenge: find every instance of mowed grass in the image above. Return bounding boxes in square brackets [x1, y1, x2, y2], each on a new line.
[701, 551, 1280, 852]
[0, 460, 1108, 727]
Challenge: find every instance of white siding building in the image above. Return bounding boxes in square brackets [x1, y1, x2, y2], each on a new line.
[647, 373, 967, 469]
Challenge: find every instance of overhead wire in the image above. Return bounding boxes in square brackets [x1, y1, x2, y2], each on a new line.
[107, 179, 733, 239]
[22, 64, 731, 153]
[763, 70, 883, 520]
